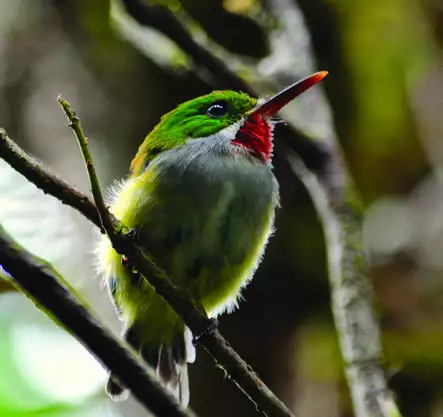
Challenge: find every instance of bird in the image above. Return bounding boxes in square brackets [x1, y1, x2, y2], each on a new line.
[96, 71, 328, 407]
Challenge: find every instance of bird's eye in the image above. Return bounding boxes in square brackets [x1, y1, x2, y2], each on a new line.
[207, 101, 228, 117]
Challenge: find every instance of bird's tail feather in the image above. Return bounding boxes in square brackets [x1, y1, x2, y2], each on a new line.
[106, 324, 195, 407]
[141, 327, 195, 407]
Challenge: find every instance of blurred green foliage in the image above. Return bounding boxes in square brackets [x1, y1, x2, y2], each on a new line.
[329, 0, 433, 200]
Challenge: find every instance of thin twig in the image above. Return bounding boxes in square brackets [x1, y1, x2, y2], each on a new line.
[55, 98, 294, 417]
[57, 96, 114, 235]
[0, 224, 196, 417]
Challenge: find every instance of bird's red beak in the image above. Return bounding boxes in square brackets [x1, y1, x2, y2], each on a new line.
[249, 71, 328, 119]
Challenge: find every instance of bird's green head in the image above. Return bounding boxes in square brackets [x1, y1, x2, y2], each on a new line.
[131, 90, 255, 175]
[131, 72, 328, 175]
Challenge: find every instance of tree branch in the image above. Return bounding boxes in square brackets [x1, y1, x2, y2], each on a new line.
[0, 224, 195, 417]
[0, 124, 294, 417]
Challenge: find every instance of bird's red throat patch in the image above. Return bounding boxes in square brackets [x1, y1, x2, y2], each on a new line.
[231, 113, 272, 163]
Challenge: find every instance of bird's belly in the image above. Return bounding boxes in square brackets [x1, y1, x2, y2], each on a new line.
[103, 154, 279, 321]
[138, 156, 278, 316]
